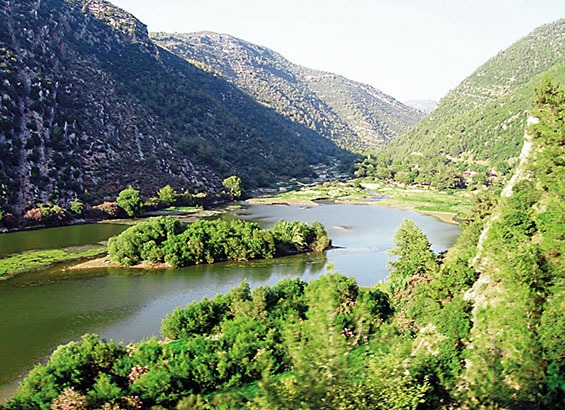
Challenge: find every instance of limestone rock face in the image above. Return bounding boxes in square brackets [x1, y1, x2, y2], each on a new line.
[0, 0, 349, 214]
[153, 32, 424, 153]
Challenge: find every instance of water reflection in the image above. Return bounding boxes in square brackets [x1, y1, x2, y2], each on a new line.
[0, 202, 459, 401]
[0, 223, 127, 258]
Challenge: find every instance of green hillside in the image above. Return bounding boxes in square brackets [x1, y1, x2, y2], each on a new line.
[357, 19, 565, 189]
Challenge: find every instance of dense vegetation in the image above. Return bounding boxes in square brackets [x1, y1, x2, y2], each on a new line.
[153, 32, 423, 153]
[4, 274, 392, 409]
[108, 217, 330, 268]
[459, 76, 565, 407]
[357, 19, 565, 189]
[5, 78, 563, 409]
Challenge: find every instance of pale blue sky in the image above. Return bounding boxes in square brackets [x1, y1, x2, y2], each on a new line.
[110, 0, 564, 102]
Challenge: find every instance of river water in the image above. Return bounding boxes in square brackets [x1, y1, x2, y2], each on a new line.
[0, 202, 459, 400]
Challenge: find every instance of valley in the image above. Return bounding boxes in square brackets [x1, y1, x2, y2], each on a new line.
[0, 0, 563, 408]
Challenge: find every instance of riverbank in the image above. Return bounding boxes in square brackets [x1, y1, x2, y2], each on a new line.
[247, 180, 471, 224]
[0, 246, 107, 281]
[69, 256, 169, 270]
[0, 181, 467, 280]
[0, 207, 226, 280]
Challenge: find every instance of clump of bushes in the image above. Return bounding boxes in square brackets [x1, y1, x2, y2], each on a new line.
[23, 203, 67, 223]
[92, 201, 120, 218]
[107, 216, 330, 267]
[6, 274, 391, 409]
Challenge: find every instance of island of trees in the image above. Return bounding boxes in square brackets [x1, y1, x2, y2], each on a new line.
[108, 216, 331, 268]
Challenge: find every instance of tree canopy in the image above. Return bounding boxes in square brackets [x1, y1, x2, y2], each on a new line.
[116, 186, 143, 217]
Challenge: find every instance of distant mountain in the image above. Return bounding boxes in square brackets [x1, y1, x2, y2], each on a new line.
[404, 99, 437, 113]
[382, 19, 565, 186]
[0, 0, 352, 215]
[152, 32, 423, 153]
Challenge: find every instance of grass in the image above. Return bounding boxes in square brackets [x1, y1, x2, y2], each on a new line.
[163, 205, 203, 212]
[251, 179, 472, 223]
[376, 185, 471, 215]
[249, 181, 372, 204]
[0, 246, 106, 280]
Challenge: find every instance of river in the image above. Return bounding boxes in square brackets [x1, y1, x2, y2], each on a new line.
[0, 202, 459, 401]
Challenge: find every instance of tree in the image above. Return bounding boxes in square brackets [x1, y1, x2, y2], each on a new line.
[157, 185, 177, 206]
[116, 186, 143, 217]
[252, 274, 365, 409]
[69, 198, 84, 215]
[387, 219, 438, 295]
[222, 175, 242, 198]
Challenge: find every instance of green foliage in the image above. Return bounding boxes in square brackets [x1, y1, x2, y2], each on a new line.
[107, 216, 182, 266]
[69, 198, 84, 215]
[458, 77, 565, 408]
[157, 185, 177, 206]
[387, 219, 438, 296]
[271, 219, 326, 258]
[222, 175, 242, 199]
[538, 287, 565, 405]
[7, 274, 396, 409]
[108, 217, 330, 267]
[116, 186, 143, 217]
[369, 19, 565, 187]
[161, 297, 227, 340]
[7, 334, 129, 410]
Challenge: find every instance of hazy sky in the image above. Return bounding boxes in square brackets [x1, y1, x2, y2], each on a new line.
[109, 0, 564, 102]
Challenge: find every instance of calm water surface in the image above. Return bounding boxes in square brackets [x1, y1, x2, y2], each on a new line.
[0, 202, 459, 400]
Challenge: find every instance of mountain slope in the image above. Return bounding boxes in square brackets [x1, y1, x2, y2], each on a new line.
[152, 32, 423, 153]
[0, 0, 350, 215]
[382, 19, 565, 185]
[459, 78, 564, 406]
[404, 99, 438, 113]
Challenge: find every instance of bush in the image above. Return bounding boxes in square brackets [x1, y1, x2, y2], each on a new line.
[23, 203, 66, 223]
[93, 201, 120, 218]
[157, 185, 177, 206]
[222, 175, 242, 198]
[108, 216, 183, 266]
[116, 186, 143, 217]
[69, 198, 84, 215]
[108, 217, 330, 268]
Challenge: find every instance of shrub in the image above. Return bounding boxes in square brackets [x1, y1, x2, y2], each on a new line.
[69, 198, 84, 215]
[93, 202, 120, 218]
[23, 203, 66, 223]
[222, 175, 242, 198]
[116, 186, 143, 217]
[108, 216, 182, 266]
[108, 217, 330, 268]
[157, 185, 177, 206]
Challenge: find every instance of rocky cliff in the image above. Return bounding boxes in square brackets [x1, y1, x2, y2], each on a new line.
[0, 0, 350, 215]
[153, 32, 423, 153]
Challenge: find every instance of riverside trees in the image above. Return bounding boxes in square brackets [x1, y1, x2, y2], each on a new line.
[107, 216, 331, 268]
[116, 186, 143, 217]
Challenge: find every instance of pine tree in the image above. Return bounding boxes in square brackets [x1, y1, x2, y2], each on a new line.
[387, 219, 438, 295]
